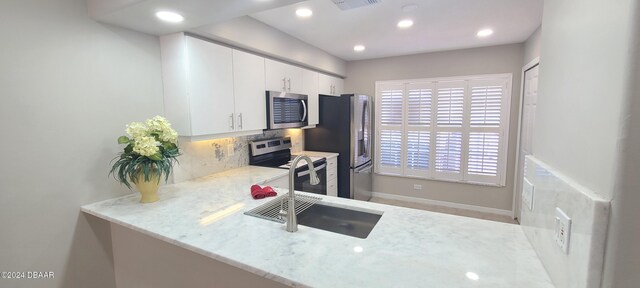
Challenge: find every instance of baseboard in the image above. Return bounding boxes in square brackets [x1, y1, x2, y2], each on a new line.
[370, 192, 513, 217]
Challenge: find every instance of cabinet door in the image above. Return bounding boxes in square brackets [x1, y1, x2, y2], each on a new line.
[318, 74, 344, 96]
[301, 69, 319, 126]
[185, 37, 235, 136]
[265, 59, 303, 93]
[318, 73, 333, 95]
[265, 59, 289, 92]
[233, 50, 266, 131]
[333, 77, 344, 95]
[286, 65, 303, 94]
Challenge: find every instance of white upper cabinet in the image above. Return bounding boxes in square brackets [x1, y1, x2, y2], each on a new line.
[160, 33, 265, 140]
[233, 50, 266, 132]
[301, 69, 319, 126]
[265, 59, 303, 94]
[186, 37, 235, 136]
[318, 74, 344, 96]
[161, 34, 235, 137]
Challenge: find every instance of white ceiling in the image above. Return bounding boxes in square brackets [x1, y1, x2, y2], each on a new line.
[251, 0, 543, 61]
[87, 0, 304, 35]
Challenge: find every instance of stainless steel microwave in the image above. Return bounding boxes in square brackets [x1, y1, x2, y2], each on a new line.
[266, 91, 308, 129]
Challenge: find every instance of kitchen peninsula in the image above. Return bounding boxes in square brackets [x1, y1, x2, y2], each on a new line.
[82, 165, 554, 288]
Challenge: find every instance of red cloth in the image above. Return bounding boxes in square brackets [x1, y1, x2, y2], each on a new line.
[250, 185, 266, 199]
[262, 186, 277, 197]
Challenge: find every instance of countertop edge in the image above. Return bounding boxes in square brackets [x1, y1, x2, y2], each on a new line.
[81, 206, 308, 288]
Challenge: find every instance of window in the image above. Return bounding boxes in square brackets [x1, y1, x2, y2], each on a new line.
[375, 74, 511, 186]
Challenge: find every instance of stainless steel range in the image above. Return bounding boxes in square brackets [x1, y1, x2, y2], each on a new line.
[249, 137, 327, 195]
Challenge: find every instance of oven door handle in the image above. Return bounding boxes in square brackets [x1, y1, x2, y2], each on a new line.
[297, 163, 327, 177]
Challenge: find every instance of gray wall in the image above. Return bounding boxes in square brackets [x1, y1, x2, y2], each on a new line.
[524, 26, 542, 64]
[527, 0, 639, 286]
[345, 44, 524, 211]
[194, 16, 347, 77]
[603, 2, 640, 286]
[533, 0, 635, 200]
[0, 0, 164, 287]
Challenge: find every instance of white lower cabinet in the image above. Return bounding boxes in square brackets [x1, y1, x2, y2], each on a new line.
[326, 157, 338, 197]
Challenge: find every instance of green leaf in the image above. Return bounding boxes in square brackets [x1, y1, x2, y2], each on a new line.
[124, 144, 133, 154]
[118, 136, 130, 144]
[163, 142, 177, 150]
[149, 153, 162, 161]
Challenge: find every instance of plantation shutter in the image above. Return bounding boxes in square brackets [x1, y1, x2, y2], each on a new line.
[405, 83, 433, 177]
[466, 79, 509, 184]
[375, 74, 511, 186]
[433, 81, 465, 181]
[377, 83, 404, 175]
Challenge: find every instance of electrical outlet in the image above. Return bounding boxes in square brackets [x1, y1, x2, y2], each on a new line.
[226, 144, 234, 156]
[554, 207, 571, 254]
[413, 184, 422, 190]
[522, 178, 534, 211]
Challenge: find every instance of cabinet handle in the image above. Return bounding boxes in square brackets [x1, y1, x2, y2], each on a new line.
[287, 78, 291, 91]
[229, 114, 234, 130]
[282, 78, 286, 91]
[238, 113, 243, 130]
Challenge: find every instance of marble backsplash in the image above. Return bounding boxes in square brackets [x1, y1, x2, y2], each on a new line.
[171, 129, 304, 183]
[520, 156, 610, 288]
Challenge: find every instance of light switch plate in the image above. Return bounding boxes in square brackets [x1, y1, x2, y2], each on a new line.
[522, 178, 534, 211]
[554, 207, 571, 254]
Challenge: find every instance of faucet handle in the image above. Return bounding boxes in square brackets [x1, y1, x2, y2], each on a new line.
[278, 198, 287, 220]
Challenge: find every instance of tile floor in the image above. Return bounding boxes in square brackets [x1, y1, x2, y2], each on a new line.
[369, 197, 518, 224]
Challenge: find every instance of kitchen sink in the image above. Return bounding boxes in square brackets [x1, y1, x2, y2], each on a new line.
[297, 203, 382, 239]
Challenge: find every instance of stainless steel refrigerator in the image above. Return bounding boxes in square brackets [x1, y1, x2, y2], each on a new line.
[304, 94, 373, 201]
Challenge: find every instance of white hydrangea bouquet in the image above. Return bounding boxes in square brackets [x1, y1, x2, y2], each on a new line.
[110, 116, 180, 202]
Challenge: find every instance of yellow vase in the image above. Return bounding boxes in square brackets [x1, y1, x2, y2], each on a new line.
[134, 173, 160, 203]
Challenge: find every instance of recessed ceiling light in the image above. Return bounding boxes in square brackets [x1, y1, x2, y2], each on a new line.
[477, 29, 494, 37]
[155, 11, 184, 23]
[397, 19, 414, 28]
[353, 45, 366, 52]
[466, 272, 480, 281]
[296, 8, 313, 18]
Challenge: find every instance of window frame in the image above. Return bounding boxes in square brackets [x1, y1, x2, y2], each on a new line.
[374, 73, 512, 187]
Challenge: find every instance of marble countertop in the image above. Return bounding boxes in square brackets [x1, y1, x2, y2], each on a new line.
[82, 166, 554, 288]
[295, 150, 339, 159]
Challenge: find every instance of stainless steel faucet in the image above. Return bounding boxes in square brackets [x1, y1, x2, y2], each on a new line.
[279, 155, 320, 232]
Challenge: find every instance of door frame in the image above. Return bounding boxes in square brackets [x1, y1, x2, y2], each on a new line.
[512, 57, 540, 221]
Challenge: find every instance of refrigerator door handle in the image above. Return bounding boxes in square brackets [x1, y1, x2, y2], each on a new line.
[362, 99, 369, 157]
[354, 163, 373, 173]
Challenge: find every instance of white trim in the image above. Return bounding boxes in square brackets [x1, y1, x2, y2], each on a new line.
[179, 129, 264, 142]
[371, 192, 513, 217]
[375, 73, 514, 85]
[523, 57, 540, 72]
[375, 172, 505, 187]
[512, 57, 540, 220]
